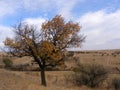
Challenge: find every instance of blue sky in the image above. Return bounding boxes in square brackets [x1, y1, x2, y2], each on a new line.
[0, 0, 120, 50]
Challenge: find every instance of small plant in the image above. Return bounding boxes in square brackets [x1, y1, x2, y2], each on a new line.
[65, 74, 75, 83]
[110, 77, 120, 90]
[113, 54, 117, 57]
[3, 57, 13, 69]
[73, 64, 108, 88]
[67, 52, 74, 57]
[101, 53, 104, 56]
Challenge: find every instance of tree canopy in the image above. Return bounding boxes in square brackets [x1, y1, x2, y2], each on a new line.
[4, 15, 85, 86]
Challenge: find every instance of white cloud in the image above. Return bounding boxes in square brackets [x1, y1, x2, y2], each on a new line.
[22, 0, 53, 12]
[56, 0, 79, 20]
[54, 0, 85, 20]
[23, 17, 46, 29]
[22, 0, 82, 20]
[0, 0, 82, 19]
[78, 10, 120, 50]
[0, 0, 19, 18]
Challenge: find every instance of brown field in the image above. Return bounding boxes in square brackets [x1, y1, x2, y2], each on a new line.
[0, 49, 120, 90]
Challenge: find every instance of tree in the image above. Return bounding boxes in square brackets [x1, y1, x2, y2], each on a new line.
[4, 15, 85, 86]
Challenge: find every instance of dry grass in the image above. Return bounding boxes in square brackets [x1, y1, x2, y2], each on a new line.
[0, 69, 78, 90]
[66, 49, 120, 73]
[0, 49, 120, 90]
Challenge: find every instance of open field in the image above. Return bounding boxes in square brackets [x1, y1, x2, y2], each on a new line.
[0, 49, 120, 90]
[0, 69, 77, 90]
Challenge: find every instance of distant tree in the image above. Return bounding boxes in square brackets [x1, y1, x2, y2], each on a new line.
[4, 15, 85, 86]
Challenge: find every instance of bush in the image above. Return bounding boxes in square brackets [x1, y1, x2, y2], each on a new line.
[3, 57, 13, 69]
[11, 64, 31, 71]
[110, 77, 120, 90]
[73, 64, 108, 88]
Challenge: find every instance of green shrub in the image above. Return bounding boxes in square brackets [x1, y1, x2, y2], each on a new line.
[110, 77, 120, 90]
[73, 64, 108, 88]
[3, 57, 13, 68]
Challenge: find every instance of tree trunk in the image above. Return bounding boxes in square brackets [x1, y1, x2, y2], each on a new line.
[36, 59, 47, 86]
[40, 68, 47, 86]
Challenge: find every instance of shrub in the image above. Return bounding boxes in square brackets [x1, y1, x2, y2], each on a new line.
[73, 64, 108, 88]
[11, 64, 30, 71]
[64, 73, 75, 85]
[110, 77, 120, 90]
[3, 57, 13, 69]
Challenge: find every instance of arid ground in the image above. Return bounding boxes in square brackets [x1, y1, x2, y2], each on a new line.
[0, 49, 120, 90]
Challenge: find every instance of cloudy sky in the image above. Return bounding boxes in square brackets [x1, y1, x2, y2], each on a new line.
[0, 0, 120, 50]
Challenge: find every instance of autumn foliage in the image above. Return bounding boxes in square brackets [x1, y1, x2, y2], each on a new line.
[4, 15, 85, 86]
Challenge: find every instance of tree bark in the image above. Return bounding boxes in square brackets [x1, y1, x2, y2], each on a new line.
[34, 57, 47, 86]
[40, 68, 47, 86]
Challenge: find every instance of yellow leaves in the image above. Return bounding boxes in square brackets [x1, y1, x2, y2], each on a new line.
[65, 21, 80, 34]
[4, 38, 20, 48]
[42, 15, 65, 32]
[41, 15, 82, 49]
[40, 41, 55, 53]
[39, 41, 62, 61]
[4, 38, 14, 46]
[59, 61, 65, 69]
[50, 51, 62, 61]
